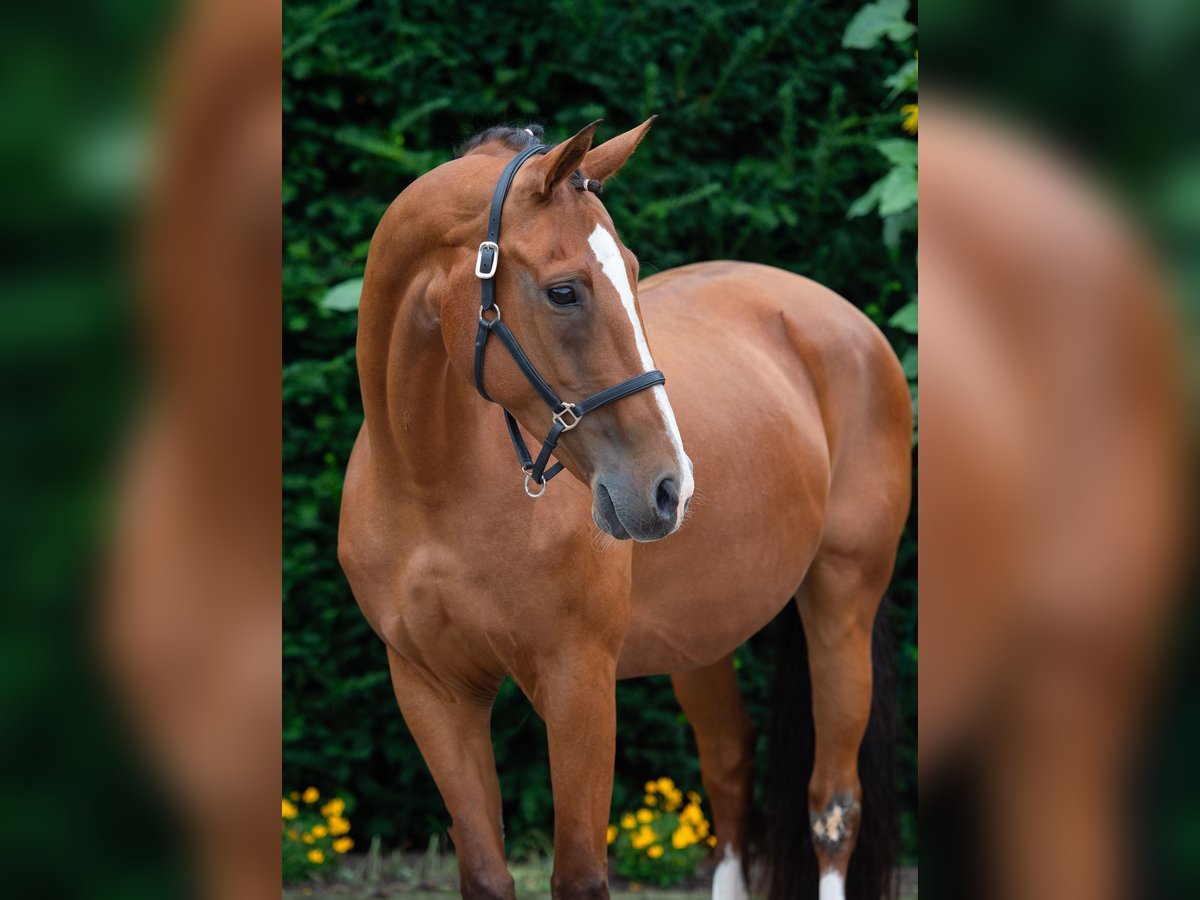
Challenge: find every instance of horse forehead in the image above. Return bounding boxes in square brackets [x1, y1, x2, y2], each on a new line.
[515, 207, 610, 265]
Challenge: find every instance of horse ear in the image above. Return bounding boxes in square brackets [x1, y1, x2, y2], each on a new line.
[581, 116, 656, 185]
[524, 120, 602, 197]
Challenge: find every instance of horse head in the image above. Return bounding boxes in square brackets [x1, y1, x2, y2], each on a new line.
[431, 120, 694, 541]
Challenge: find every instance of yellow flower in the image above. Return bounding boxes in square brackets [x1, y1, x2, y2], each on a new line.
[631, 826, 656, 850]
[303, 787, 320, 804]
[286, 829, 299, 840]
[328, 816, 351, 836]
[636, 809, 653, 824]
[687, 791, 701, 805]
[321, 798, 346, 819]
[647, 844, 664, 859]
[644, 780, 657, 793]
[606, 825, 618, 845]
[302, 833, 315, 845]
[680, 803, 702, 825]
[282, 799, 298, 820]
[672, 824, 697, 849]
[332, 837, 354, 854]
[655, 777, 674, 794]
[664, 789, 683, 812]
[644, 794, 657, 806]
[312, 824, 328, 839]
[707, 835, 718, 846]
[289, 791, 300, 801]
[697, 820, 710, 839]
[621, 813, 637, 830]
[901, 104, 918, 134]
[307, 849, 325, 864]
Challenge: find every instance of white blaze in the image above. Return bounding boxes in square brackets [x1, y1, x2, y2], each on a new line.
[712, 845, 750, 900]
[819, 870, 846, 900]
[587, 223, 695, 523]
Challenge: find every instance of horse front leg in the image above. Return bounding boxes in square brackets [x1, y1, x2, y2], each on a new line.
[530, 644, 619, 900]
[386, 648, 514, 900]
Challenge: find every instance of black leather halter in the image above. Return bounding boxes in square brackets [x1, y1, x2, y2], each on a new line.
[472, 143, 666, 498]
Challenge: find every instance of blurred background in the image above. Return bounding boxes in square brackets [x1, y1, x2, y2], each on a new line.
[0, 0, 281, 897]
[920, 1, 1200, 899]
[282, 0, 918, 886]
[0, 0, 188, 897]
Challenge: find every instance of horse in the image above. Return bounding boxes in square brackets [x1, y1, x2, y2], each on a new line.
[337, 119, 912, 900]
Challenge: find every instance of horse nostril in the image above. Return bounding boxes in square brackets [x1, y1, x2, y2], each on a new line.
[654, 476, 678, 522]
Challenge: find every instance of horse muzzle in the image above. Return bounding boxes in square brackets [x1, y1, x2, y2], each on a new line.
[592, 471, 685, 542]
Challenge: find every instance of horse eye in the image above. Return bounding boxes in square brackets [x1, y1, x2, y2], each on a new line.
[547, 285, 576, 306]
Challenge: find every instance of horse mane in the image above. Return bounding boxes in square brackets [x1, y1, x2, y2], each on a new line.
[458, 123, 546, 156]
[458, 124, 601, 193]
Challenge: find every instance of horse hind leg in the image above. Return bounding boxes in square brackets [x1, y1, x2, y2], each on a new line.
[793, 549, 897, 900]
[672, 654, 755, 900]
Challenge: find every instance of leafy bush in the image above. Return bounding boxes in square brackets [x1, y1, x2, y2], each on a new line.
[284, 0, 916, 862]
[282, 788, 356, 883]
[609, 777, 715, 887]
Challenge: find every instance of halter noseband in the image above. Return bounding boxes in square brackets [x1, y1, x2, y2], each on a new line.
[473, 143, 666, 498]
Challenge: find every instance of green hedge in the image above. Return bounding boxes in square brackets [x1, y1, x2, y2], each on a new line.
[284, 0, 916, 859]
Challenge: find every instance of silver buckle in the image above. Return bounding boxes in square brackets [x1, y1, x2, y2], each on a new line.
[475, 241, 499, 279]
[552, 402, 581, 431]
[478, 303, 501, 325]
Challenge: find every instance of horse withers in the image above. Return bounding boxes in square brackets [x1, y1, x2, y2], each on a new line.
[338, 120, 912, 900]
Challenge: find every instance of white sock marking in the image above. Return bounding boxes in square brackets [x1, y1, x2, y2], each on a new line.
[819, 870, 846, 900]
[587, 223, 695, 523]
[712, 845, 749, 900]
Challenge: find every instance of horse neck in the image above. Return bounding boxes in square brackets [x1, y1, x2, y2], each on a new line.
[358, 266, 482, 489]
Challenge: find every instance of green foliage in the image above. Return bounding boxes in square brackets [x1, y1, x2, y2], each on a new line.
[282, 792, 355, 883]
[610, 783, 712, 887]
[843, 0, 917, 50]
[319, 278, 364, 312]
[610, 779, 712, 886]
[284, 0, 916, 863]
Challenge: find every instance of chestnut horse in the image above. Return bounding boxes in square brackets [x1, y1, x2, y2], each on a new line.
[338, 120, 911, 900]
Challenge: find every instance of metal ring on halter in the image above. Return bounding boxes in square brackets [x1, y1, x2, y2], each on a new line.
[524, 471, 547, 498]
[479, 303, 501, 325]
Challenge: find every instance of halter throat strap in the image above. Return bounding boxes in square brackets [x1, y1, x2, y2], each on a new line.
[471, 143, 666, 498]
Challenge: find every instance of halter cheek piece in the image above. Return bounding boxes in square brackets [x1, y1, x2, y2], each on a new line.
[473, 143, 666, 498]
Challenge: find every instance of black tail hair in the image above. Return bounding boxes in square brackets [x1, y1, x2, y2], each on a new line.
[765, 598, 898, 899]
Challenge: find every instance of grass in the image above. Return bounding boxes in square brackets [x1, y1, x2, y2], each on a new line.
[282, 838, 918, 898]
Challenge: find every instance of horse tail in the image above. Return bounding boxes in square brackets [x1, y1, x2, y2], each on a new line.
[765, 598, 898, 900]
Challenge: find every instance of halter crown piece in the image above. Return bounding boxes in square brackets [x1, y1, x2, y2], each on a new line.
[473, 143, 666, 498]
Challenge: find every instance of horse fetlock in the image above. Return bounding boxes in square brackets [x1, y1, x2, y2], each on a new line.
[549, 869, 609, 900]
[808, 791, 861, 859]
[459, 865, 516, 900]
